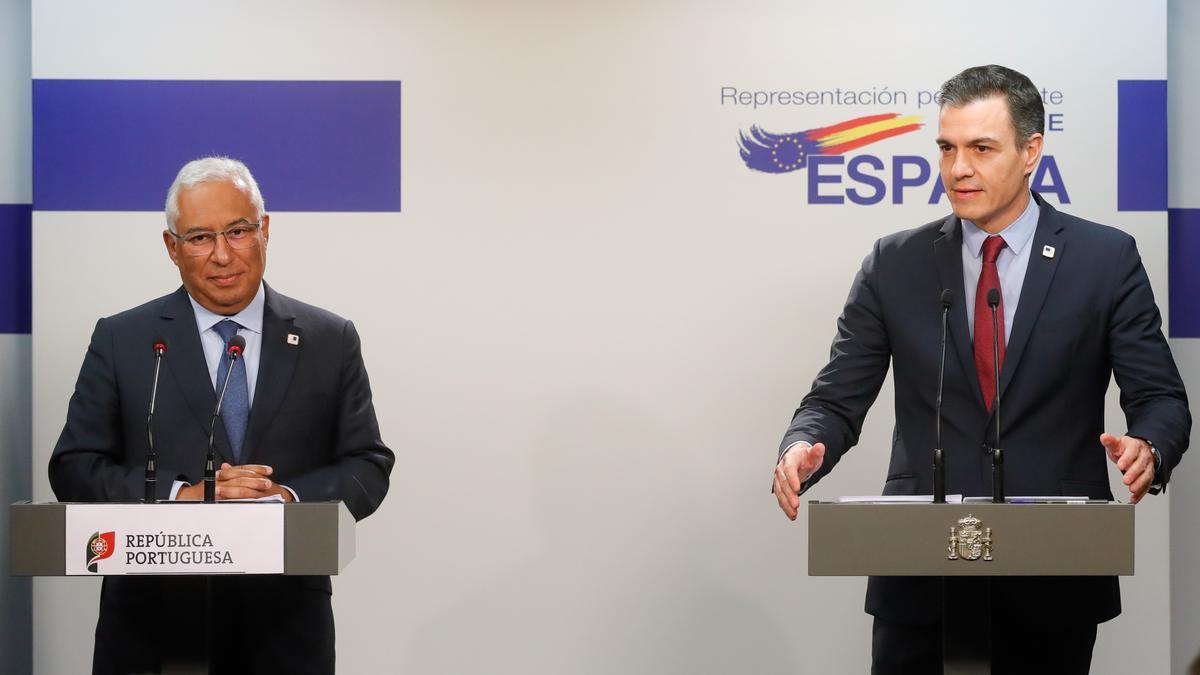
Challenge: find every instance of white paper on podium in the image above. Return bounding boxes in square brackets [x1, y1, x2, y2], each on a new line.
[962, 495, 1094, 504]
[834, 495, 964, 503]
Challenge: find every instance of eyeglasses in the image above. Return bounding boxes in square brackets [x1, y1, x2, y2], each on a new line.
[169, 221, 262, 257]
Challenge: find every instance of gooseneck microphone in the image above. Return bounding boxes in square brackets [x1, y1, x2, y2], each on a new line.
[987, 288, 1004, 503]
[933, 289, 954, 504]
[145, 338, 167, 503]
[204, 334, 246, 503]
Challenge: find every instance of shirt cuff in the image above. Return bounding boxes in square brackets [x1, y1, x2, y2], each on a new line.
[780, 440, 812, 462]
[281, 485, 300, 502]
[780, 440, 816, 493]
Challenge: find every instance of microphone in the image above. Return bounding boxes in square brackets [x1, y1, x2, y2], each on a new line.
[933, 289, 953, 504]
[204, 334, 246, 503]
[987, 288, 1004, 503]
[145, 338, 167, 503]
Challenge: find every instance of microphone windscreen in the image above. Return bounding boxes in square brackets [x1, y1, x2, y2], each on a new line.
[940, 289, 954, 308]
[152, 336, 168, 354]
[227, 334, 247, 355]
[987, 288, 1000, 307]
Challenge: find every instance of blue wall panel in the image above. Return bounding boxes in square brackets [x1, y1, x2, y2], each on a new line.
[1117, 80, 1168, 211]
[33, 80, 401, 212]
[0, 204, 31, 334]
[1169, 208, 1200, 337]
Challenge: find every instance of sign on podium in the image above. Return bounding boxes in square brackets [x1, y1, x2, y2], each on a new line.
[10, 501, 355, 577]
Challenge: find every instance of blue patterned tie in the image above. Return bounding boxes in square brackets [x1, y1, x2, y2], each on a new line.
[213, 319, 249, 463]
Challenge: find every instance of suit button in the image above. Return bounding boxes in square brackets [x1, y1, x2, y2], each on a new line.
[982, 443, 992, 455]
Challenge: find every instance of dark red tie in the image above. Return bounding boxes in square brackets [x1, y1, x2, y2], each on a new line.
[974, 235, 1006, 411]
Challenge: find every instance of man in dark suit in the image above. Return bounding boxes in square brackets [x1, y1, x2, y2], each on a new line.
[49, 156, 395, 674]
[772, 65, 1189, 673]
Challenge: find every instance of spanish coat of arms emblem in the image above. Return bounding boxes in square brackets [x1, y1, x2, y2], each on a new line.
[947, 514, 993, 561]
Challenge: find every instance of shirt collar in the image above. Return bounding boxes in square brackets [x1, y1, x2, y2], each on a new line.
[187, 282, 266, 335]
[961, 191, 1040, 258]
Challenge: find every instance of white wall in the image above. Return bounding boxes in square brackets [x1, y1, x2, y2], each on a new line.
[29, 1, 1178, 673]
[0, 1, 30, 202]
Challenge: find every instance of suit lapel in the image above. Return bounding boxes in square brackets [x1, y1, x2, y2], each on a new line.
[932, 215, 986, 411]
[158, 286, 234, 465]
[244, 283, 302, 463]
[996, 194, 1065, 401]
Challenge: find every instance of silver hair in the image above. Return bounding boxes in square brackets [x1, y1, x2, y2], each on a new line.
[164, 156, 266, 232]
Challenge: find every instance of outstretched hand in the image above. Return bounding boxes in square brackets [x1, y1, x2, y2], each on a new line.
[1100, 433, 1155, 504]
[773, 442, 825, 521]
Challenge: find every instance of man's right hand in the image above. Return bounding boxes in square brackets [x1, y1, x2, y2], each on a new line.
[773, 442, 826, 521]
[175, 463, 277, 501]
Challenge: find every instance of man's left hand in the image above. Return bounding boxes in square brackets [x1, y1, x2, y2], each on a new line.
[1100, 434, 1155, 504]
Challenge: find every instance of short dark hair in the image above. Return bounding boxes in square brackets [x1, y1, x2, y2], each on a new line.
[937, 65, 1045, 145]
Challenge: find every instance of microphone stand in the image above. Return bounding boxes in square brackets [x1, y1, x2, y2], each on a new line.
[933, 290, 952, 504]
[145, 342, 165, 503]
[204, 343, 242, 504]
[989, 293, 1004, 503]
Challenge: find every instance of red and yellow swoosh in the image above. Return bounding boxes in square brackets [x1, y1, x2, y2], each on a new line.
[808, 113, 923, 155]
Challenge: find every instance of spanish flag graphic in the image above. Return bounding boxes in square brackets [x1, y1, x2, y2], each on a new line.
[739, 113, 923, 174]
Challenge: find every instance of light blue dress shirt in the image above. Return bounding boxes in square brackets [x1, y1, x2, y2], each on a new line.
[960, 192, 1040, 343]
[188, 282, 265, 402]
[169, 282, 297, 501]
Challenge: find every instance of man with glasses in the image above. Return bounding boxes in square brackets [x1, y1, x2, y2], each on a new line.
[49, 156, 394, 674]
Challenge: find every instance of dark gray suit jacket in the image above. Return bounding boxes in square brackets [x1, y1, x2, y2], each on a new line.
[50, 283, 393, 515]
[49, 283, 394, 672]
[781, 194, 1189, 625]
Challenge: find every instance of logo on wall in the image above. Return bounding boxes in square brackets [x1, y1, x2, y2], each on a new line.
[86, 531, 116, 573]
[737, 112, 1069, 205]
[739, 113, 922, 174]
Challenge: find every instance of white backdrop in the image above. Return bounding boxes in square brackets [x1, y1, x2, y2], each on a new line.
[29, 1, 1181, 673]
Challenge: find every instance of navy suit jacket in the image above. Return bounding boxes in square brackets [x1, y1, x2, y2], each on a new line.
[780, 194, 1189, 625]
[49, 283, 394, 671]
[50, 283, 393, 515]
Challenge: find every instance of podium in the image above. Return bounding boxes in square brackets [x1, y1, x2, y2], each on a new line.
[10, 501, 355, 576]
[808, 500, 1134, 673]
[9, 501, 355, 673]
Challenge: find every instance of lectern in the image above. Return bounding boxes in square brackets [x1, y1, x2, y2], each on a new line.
[9, 501, 355, 674]
[808, 500, 1134, 673]
[10, 501, 355, 576]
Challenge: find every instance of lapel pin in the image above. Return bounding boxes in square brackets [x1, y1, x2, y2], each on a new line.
[286, 333, 300, 346]
[1042, 245, 1056, 259]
